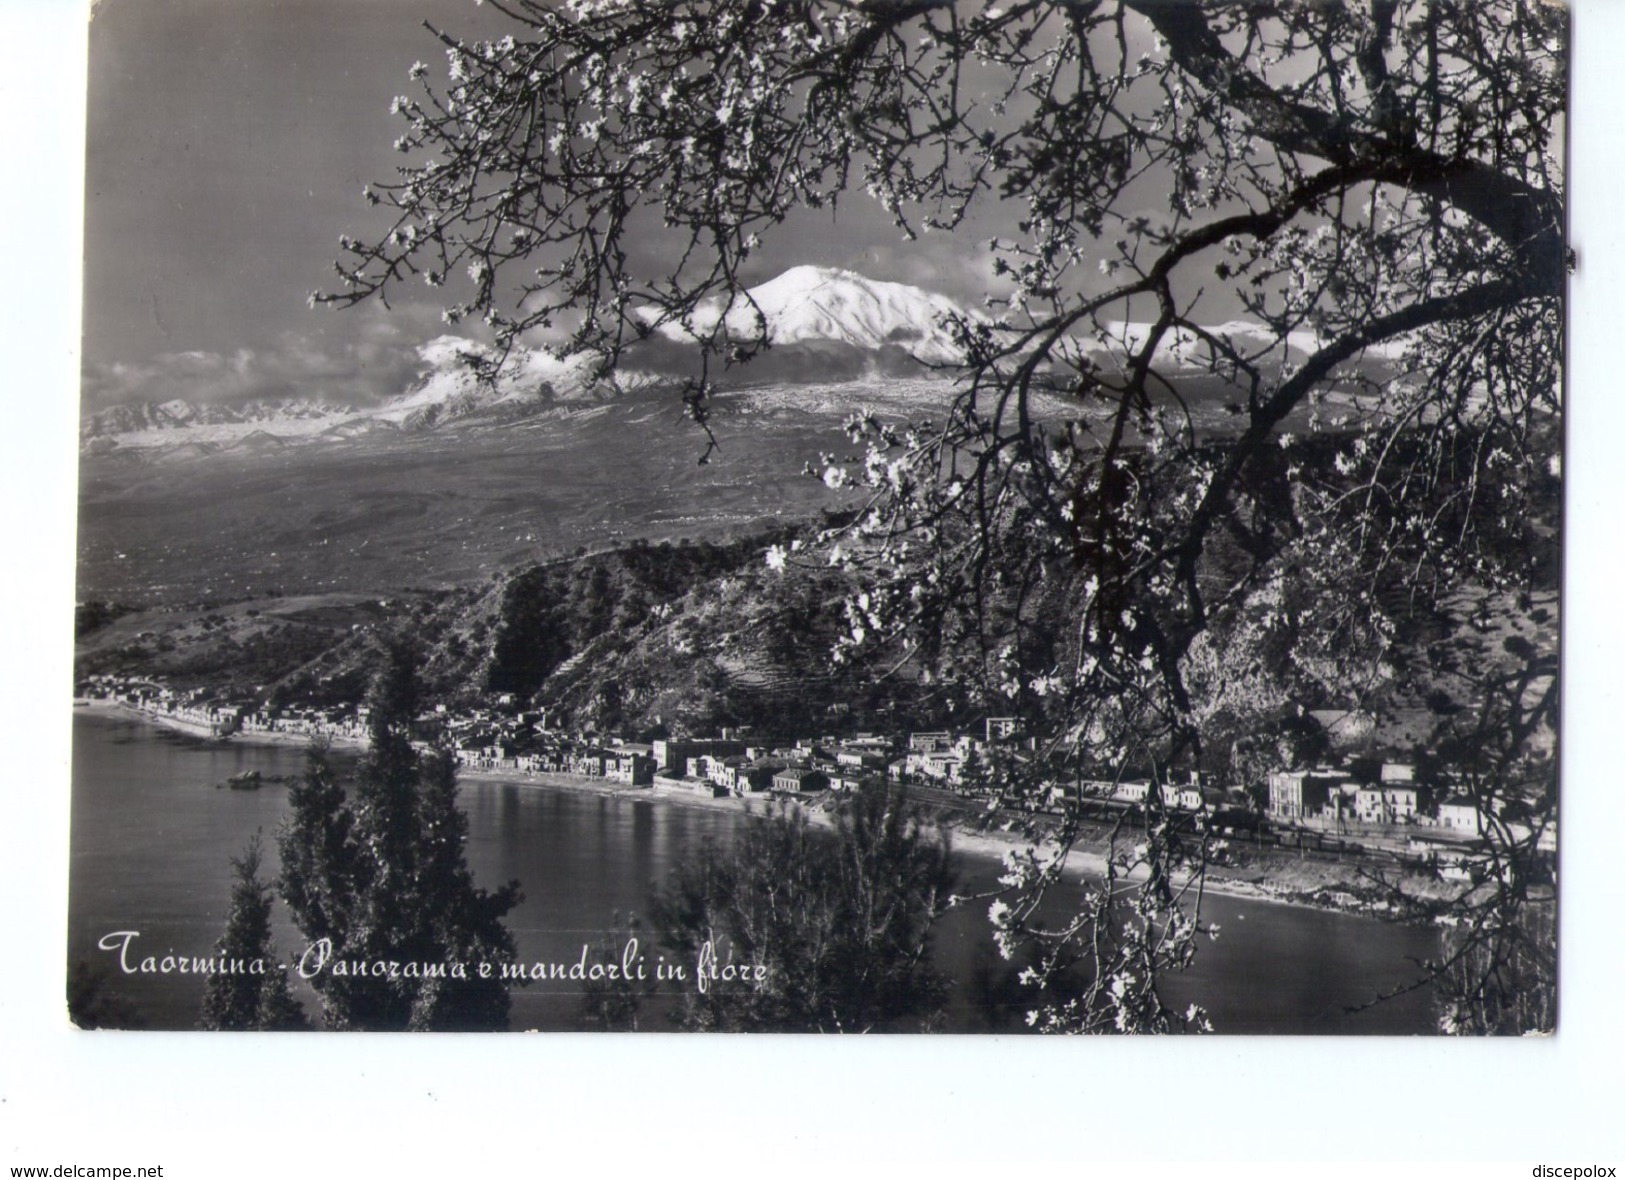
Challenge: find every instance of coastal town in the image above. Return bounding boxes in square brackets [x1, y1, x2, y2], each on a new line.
[75, 673, 1555, 887]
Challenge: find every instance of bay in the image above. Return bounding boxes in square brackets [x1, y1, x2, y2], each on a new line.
[67, 711, 1440, 1033]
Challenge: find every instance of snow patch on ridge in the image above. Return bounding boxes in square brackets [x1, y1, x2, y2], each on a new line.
[1087, 319, 1415, 371]
[642, 265, 978, 366]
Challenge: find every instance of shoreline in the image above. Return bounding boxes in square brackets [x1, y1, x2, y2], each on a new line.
[74, 701, 1447, 923]
[377, 758, 1458, 923]
[77, 698, 371, 751]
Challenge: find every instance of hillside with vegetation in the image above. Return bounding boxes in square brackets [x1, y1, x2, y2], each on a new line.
[77, 413, 1558, 798]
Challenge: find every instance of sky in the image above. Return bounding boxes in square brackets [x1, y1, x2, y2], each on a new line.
[5, 0, 1622, 1168]
[78, 0, 1569, 413]
[80, 0, 1024, 410]
[83, 0, 511, 406]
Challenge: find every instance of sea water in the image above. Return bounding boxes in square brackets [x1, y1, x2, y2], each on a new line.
[67, 712, 1440, 1033]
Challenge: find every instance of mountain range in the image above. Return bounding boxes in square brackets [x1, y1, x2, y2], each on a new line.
[81, 396, 355, 440]
[81, 266, 1401, 449]
[75, 266, 1420, 605]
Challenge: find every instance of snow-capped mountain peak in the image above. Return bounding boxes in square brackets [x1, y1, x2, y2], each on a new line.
[644, 265, 977, 365]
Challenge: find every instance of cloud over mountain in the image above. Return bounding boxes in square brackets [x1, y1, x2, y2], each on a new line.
[83, 264, 1403, 438]
[79, 303, 453, 411]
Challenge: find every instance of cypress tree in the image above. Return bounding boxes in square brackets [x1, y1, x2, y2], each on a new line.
[199, 835, 307, 1031]
[277, 642, 521, 1030]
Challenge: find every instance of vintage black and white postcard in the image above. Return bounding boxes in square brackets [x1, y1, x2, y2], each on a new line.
[69, 0, 1563, 1034]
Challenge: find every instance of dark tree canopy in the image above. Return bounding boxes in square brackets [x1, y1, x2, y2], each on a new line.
[199, 836, 308, 1031]
[278, 643, 522, 1030]
[650, 783, 955, 1032]
[326, 0, 1562, 1032]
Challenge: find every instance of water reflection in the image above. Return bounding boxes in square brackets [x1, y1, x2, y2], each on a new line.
[69, 713, 1440, 1033]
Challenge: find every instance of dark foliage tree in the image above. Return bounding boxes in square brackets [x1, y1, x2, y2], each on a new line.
[325, 0, 1562, 1032]
[278, 643, 523, 1030]
[74, 600, 134, 640]
[1375, 649, 1557, 1033]
[199, 835, 308, 1031]
[575, 913, 660, 1031]
[648, 783, 955, 1032]
[67, 961, 146, 1030]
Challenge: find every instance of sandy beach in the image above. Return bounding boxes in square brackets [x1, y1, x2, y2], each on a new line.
[75, 698, 1449, 920]
[77, 698, 369, 750]
[385, 755, 1456, 920]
